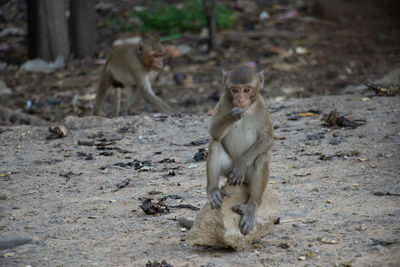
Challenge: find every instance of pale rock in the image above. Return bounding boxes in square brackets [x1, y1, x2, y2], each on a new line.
[20, 56, 64, 72]
[186, 185, 279, 250]
[0, 80, 12, 95]
[0, 27, 26, 38]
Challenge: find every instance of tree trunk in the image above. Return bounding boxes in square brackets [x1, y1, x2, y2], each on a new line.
[26, 0, 69, 61]
[203, 0, 217, 52]
[70, 0, 97, 58]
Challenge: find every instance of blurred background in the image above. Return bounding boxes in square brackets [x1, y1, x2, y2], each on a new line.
[0, 0, 399, 122]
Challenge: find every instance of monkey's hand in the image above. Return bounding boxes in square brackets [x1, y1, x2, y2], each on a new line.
[207, 188, 230, 209]
[231, 107, 245, 120]
[232, 203, 257, 235]
[228, 163, 247, 185]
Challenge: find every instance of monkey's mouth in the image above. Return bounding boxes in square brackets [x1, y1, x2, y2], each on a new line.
[154, 62, 163, 69]
[235, 103, 251, 110]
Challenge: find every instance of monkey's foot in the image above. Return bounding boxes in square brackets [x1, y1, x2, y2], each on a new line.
[232, 203, 257, 235]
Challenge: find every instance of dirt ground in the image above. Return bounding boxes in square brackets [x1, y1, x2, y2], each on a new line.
[0, 0, 400, 266]
[0, 93, 399, 266]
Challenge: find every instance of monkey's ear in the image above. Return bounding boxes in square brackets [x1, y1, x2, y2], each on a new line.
[257, 70, 265, 89]
[137, 42, 143, 56]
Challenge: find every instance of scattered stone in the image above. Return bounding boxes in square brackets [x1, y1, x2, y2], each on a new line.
[179, 217, 194, 229]
[146, 260, 172, 267]
[48, 125, 68, 138]
[278, 242, 290, 249]
[77, 152, 93, 160]
[99, 151, 113, 156]
[187, 164, 198, 169]
[167, 194, 182, 199]
[59, 171, 82, 182]
[0, 80, 12, 95]
[162, 171, 176, 178]
[329, 137, 342, 145]
[188, 138, 210, 146]
[173, 73, 185, 85]
[0, 237, 32, 250]
[307, 133, 325, 140]
[118, 126, 136, 134]
[0, 27, 26, 38]
[20, 56, 65, 72]
[186, 185, 279, 250]
[113, 178, 132, 192]
[158, 158, 175, 163]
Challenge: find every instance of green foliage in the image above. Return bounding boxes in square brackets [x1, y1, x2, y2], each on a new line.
[107, 18, 134, 32]
[133, 0, 234, 35]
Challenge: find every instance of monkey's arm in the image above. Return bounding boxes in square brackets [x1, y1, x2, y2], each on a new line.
[139, 77, 173, 114]
[210, 101, 243, 140]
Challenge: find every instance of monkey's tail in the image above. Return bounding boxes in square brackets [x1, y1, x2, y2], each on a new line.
[178, 217, 194, 229]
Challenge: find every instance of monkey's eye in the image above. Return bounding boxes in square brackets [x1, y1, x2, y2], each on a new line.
[231, 88, 239, 93]
[243, 87, 251, 93]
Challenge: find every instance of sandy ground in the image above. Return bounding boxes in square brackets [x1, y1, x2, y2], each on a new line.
[0, 94, 399, 267]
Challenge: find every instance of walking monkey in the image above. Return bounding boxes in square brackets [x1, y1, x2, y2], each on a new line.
[93, 38, 173, 116]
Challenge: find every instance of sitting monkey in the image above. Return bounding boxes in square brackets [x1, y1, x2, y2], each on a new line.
[206, 65, 274, 235]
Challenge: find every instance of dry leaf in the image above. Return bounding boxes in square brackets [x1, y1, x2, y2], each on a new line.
[297, 112, 314, 117]
[321, 237, 338, 244]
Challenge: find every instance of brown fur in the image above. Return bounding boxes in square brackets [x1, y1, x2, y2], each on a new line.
[207, 65, 273, 235]
[93, 38, 172, 117]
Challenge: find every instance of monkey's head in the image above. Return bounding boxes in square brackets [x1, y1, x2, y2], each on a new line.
[138, 38, 165, 71]
[223, 65, 264, 110]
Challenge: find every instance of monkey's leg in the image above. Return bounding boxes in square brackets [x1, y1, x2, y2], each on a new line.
[232, 153, 269, 235]
[124, 86, 142, 115]
[113, 88, 122, 117]
[207, 140, 232, 209]
[93, 70, 112, 116]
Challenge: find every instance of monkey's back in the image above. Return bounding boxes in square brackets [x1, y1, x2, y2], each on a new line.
[104, 45, 142, 86]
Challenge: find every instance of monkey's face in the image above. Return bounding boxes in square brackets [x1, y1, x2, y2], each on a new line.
[223, 66, 264, 110]
[151, 52, 164, 70]
[228, 85, 257, 110]
[138, 39, 165, 71]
